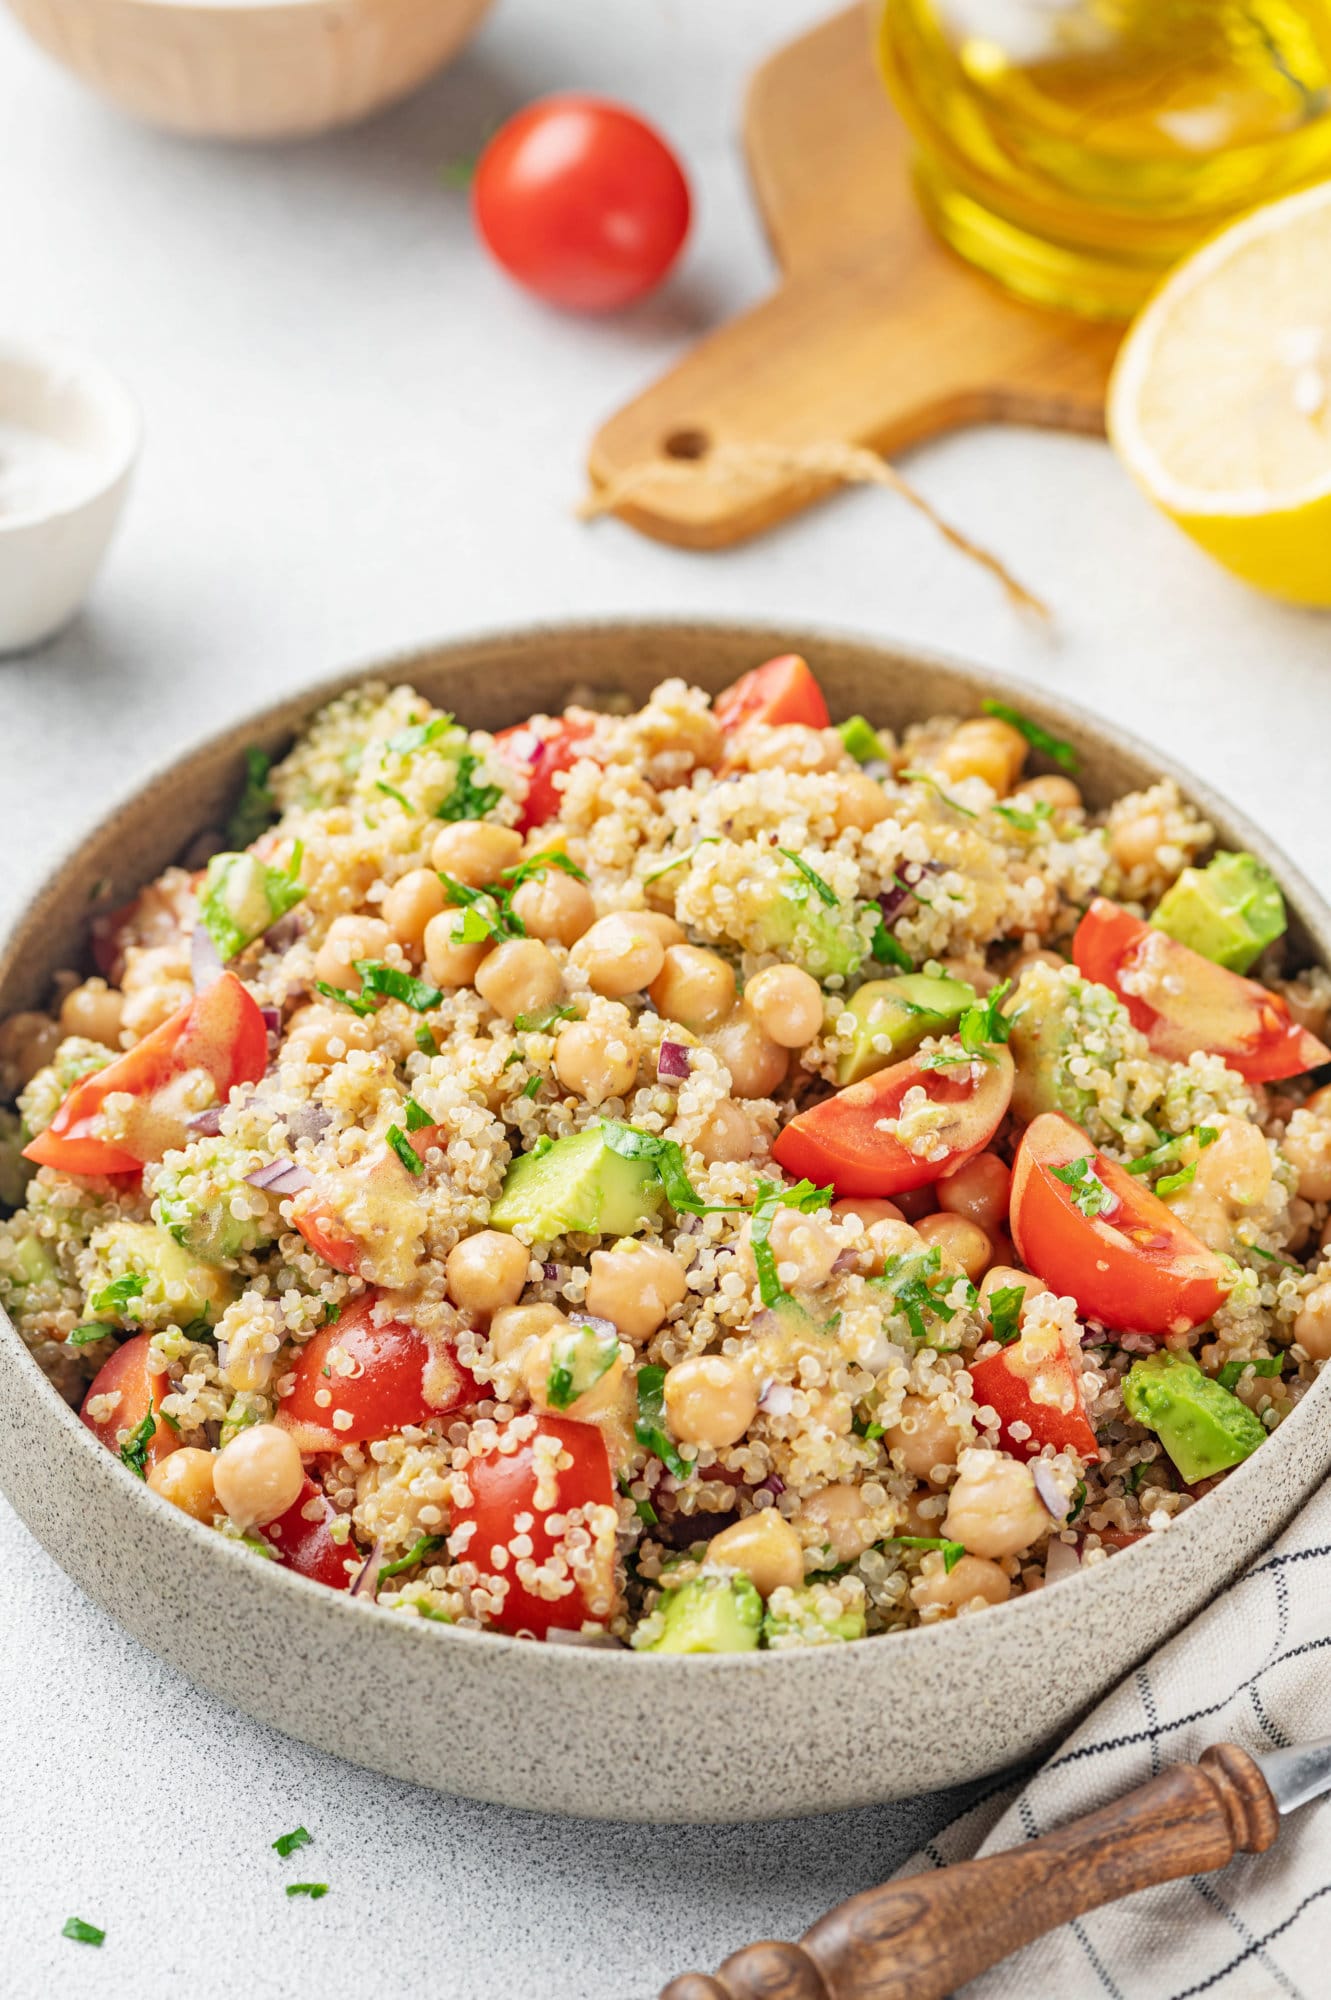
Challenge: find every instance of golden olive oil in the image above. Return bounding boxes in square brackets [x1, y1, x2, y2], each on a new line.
[874, 0, 1331, 317]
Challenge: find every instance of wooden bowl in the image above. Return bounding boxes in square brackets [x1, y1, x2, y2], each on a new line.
[3, 0, 495, 141]
[2, 618, 1327, 1822]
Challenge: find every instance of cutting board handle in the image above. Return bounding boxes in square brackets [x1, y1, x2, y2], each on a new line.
[659, 1743, 1279, 2000]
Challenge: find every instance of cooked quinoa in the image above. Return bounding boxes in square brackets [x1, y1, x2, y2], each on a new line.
[3, 654, 1331, 1654]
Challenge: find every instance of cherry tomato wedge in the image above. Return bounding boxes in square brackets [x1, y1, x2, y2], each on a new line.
[275, 1294, 477, 1454]
[449, 1415, 616, 1638]
[290, 1124, 442, 1278]
[80, 1333, 181, 1473]
[772, 1047, 1014, 1198]
[969, 1332, 1098, 1462]
[266, 1477, 354, 1591]
[713, 654, 830, 738]
[1010, 1111, 1230, 1337]
[473, 96, 691, 314]
[494, 717, 595, 834]
[24, 971, 268, 1177]
[1073, 899, 1329, 1083]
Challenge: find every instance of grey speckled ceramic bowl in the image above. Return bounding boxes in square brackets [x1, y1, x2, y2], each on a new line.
[2, 619, 1328, 1824]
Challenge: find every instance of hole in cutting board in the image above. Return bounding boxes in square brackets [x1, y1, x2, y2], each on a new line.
[662, 428, 711, 460]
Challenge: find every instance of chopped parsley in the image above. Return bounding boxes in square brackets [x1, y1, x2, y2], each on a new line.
[634, 1364, 689, 1480]
[899, 769, 977, 817]
[546, 1320, 618, 1411]
[851, 1413, 886, 1441]
[119, 1410, 156, 1480]
[415, 1023, 439, 1056]
[387, 715, 456, 757]
[68, 1323, 112, 1347]
[375, 779, 415, 814]
[987, 1284, 1026, 1345]
[1050, 1154, 1116, 1219]
[272, 1826, 313, 1859]
[226, 746, 276, 848]
[386, 1124, 424, 1175]
[921, 981, 1015, 1071]
[1155, 1165, 1199, 1198]
[378, 1535, 445, 1586]
[521, 1074, 544, 1100]
[61, 1917, 105, 1947]
[600, 1122, 741, 1218]
[981, 699, 1079, 773]
[1067, 1479, 1088, 1522]
[437, 874, 513, 945]
[1125, 1463, 1150, 1495]
[437, 750, 503, 822]
[285, 1883, 329, 1900]
[618, 1472, 659, 1527]
[642, 836, 719, 885]
[887, 1535, 966, 1573]
[1125, 1126, 1217, 1193]
[90, 1272, 146, 1316]
[353, 960, 443, 1012]
[992, 799, 1054, 834]
[749, 1178, 835, 1308]
[513, 1002, 578, 1033]
[777, 848, 839, 907]
[499, 848, 588, 889]
[1216, 1355, 1283, 1392]
[403, 1097, 432, 1132]
[869, 917, 914, 972]
[875, 1246, 964, 1345]
[314, 981, 376, 1018]
[321, 1302, 341, 1326]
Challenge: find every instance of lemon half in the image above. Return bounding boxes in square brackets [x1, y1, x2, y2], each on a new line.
[1108, 180, 1331, 607]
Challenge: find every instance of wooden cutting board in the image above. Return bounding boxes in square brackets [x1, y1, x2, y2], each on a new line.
[586, 5, 1122, 549]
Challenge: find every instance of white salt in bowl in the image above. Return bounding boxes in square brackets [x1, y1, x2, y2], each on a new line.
[1, 0, 496, 141]
[0, 339, 140, 655]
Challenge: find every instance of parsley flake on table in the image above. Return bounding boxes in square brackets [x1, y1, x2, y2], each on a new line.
[61, 1917, 105, 1946]
[285, 1883, 329, 1900]
[272, 1826, 312, 1859]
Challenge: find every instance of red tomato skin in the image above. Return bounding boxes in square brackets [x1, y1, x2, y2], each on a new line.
[24, 972, 268, 1176]
[289, 1192, 361, 1275]
[713, 655, 830, 738]
[266, 1478, 354, 1591]
[1010, 1111, 1230, 1337]
[451, 1416, 614, 1638]
[274, 1295, 476, 1453]
[494, 717, 595, 834]
[968, 1346, 1098, 1461]
[474, 96, 690, 313]
[80, 1334, 181, 1472]
[1072, 899, 1329, 1083]
[772, 1047, 1014, 1198]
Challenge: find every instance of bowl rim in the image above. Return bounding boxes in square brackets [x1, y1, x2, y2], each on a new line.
[0, 336, 141, 534]
[3, 610, 1327, 1680]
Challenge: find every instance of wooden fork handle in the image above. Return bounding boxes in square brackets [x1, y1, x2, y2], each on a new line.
[660, 1744, 1279, 2000]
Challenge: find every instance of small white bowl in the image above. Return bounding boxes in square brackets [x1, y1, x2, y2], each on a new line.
[0, 340, 140, 655]
[3, 0, 496, 142]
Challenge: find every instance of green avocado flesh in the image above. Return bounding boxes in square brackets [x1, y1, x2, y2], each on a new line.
[1122, 1351, 1266, 1484]
[836, 973, 975, 1085]
[1151, 851, 1286, 974]
[637, 1573, 763, 1654]
[490, 1128, 664, 1242]
[838, 715, 888, 764]
[762, 1584, 866, 1647]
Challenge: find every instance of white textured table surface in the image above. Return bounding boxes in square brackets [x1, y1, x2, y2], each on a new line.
[3, 3, 1329, 1994]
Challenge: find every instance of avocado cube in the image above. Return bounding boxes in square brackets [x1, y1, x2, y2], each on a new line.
[838, 715, 888, 765]
[88, 1220, 236, 1329]
[634, 1572, 763, 1654]
[762, 1581, 867, 1649]
[836, 973, 975, 1086]
[490, 1128, 664, 1242]
[154, 1137, 280, 1266]
[1122, 1351, 1266, 1485]
[1152, 852, 1286, 974]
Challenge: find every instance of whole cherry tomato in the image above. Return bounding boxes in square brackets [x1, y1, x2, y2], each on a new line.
[473, 96, 691, 312]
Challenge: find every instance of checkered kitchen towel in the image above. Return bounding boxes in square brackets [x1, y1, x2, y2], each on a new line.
[900, 1481, 1331, 1999]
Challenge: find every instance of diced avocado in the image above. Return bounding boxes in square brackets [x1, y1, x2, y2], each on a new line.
[198, 850, 305, 962]
[490, 1128, 664, 1242]
[838, 715, 888, 765]
[88, 1220, 236, 1329]
[1007, 961, 1099, 1126]
[1152, 851, 1286, 974]
[762, 1580, 867, 1649]
[836, 973, 975, 1085]
[751, 882, 864, 981]
[1122, 1351, 1266, 1485]
[633, 1572, 763, 1654]
[154, 1137, 280, 1265]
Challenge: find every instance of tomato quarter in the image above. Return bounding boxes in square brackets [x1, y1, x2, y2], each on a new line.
[275, 1294, 476, 1454]
[772, 1046, 1014, 1198]
[80, 1333, 181, 1474]
[266, 1477, 354, 1591]
[713, 654, 831, 739]
[494, 716, 595, 834]
[969, 1334, 1098, 1462]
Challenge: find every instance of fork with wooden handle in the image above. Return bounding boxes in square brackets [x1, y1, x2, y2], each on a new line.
[658, 1738, 1331, 1999]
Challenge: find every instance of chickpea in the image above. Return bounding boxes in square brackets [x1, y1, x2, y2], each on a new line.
[831, 773, 891, 833]
[743, 965, 825, 1049]
[1283, 1101, 1331, 1202]
[59, 978, 124, 1047]
[933, 717, 1027, 793]
[312, 914, 393, 994]
[490, 1301, 568, 1364]
[585, 1240, 688, 1341]
[663, 1354, 758, 1449]
[695, 1099, 754, 1165]
[0, 1010, 61, 1088]
[801, 1482, 875, 1564]
[649, 946, 736, 1033]
[937, 1152, 1011, 1235]
[429, 820, 523, 888]
[865, 1217, 926, 1273]
[979, 1264, 1044, 1324]
[570, 915, 666, 998]
[915, 1212, 992, 1281]
[705, 1012, 787, 1099]
[883, 1394, 964, 1483]
[474, 938, 563, 1023]
[758, 1206, 838, 1290]
[1110, 812, 1165, 875]
[831, 1197, 905, 1230]
[911, 1552, 1010, 1616]
[707, 1511, 804, 1597]
[422, 911, 490, 989]
[554, 1017, 639, 1105]
[283, 1002, 376, 1064]
[635, 911, 687, 948]
[944, 1450, 1048, 1559]
[522, 1330, 626, 1421]
[509, 869, 595, 947]
[446, 1230, 530, 1319]
[213, 1423, 304, 1531]
[383, 868, 446, 950]
[1294, 1281, 1331, 1361]
[1016, 774, 1081, 814]
[147, 1446, 218, 1523]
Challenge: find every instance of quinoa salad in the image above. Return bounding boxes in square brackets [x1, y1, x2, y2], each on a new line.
[3, 652, 1331, 1655]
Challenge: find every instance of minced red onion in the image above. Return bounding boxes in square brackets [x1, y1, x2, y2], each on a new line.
[831, 1248, 859, 1276]
[657, 1040, 692, 1081]
[264, 911, 304, 952]
[755, 1474, 785, 1500]
[1033, 1464, 1070, 1520]
[542, 1262, 562, 1283]
[244, 1158, 314, 1194]
[260, 1006, 282, 1038]
[759, 1382, 796, 1418]
[571, 1312, 618, 1341]
[349, 1541, 385, 1600]
[283, 1103, 330, 1144]
[190, 924, 225, 991]
[1044, 1536, 1082, 1584]
[186, 1106, 223, 1137]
